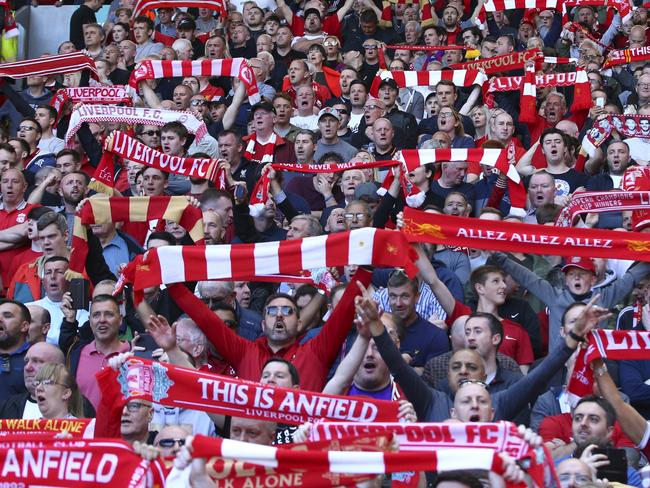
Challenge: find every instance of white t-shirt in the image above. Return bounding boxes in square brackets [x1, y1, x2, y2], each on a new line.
[290, 114, 319, 131]
[26, 296, 89, 346]
[23, 398, 41, 419]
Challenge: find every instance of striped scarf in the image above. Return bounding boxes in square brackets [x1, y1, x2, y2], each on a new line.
[0, 51, 98, 79]
[476, 0, 560, 30]
[119, 228, 418, 299]
[562, 0, 632, 24]
[604, 45, 650, 68]
[371, 69, 488, 97]
[50, 86, 132, 129]
[68, 196, 204, 278]
[555, 191, 650, 227]
[243, 132, 279, 164]
[133, 0, 227, 18]
[128, 59, 260, 105]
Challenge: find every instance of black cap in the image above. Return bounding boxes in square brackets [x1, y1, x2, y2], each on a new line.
[177, 19, 196, 31]
[249, 101, 276, 120]
[304, 8, 321, 19]
[378, 78, 399, 91]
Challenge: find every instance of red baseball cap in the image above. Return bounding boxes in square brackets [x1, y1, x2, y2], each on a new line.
[562, 256, 596, 274]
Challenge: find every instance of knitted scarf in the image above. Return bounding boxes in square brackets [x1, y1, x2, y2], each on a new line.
[567, 330, 650, 404]
[133, 0, 227, 18]
[0, 51, 98, 79]
[475, 0, 560, 30]
[119, 228, 418, 298]
[520, 63, 538, 123]
[582, 114, 650, 158]
[402, 207, 650, 262]
[68, 196, 204, 278]
[0, 436, 151, 487]
[555, 191, 650, 227]
[101, 130, 223, 188]
[65, 104, 207, 148]
[249, 160, 394, 216]
[128, 59, 260, 104]
[451, 49, 541, 74]
[0, 418, 93, 438]
[107, 357, 401, 424]
[562, 0, 633, 24]
[604, 45, 650, 68]
[51, 86, 132, 128]
[370, 69, 488, 97]
[242, 132, 279, 164]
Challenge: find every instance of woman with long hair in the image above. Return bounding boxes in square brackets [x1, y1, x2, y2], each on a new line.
[437, 107, 475, 149]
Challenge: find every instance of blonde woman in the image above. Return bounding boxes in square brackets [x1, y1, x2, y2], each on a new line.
[34, 363, 83, 419]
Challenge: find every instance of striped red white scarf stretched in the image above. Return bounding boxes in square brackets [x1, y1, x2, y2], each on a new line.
[167, 435, 509, 483]
[370, 69, 488, 97]
[120, 228, 418, 296]
[69, 196, 204, 277]
[51, 86, 132, 128]
[0, 51, 98, 79]
[128, 59, 260, 104]
[555, 191, 650, 227]
[561, 0, 632, 24]
[395, 149, 526, 216]
[604, 45, 650, 68]
[243, 132, 279, 164]
[133, 0, 227, 18]
[476, 0, 560, 29]
[66, 104, 207, 148]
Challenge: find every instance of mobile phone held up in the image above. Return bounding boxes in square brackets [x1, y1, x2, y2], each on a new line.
[69, 278, 90, 311]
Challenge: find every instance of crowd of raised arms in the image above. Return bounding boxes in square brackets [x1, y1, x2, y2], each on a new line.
[5, 0, 650, 486]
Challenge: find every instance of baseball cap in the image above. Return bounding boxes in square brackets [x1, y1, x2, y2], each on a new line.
[318, 107, 341, 122]
[304, 8, 321, 19]
[355, 183, 380, 202]
[378, 78, 399, 91]
[251, 100, 276, 115]
[561, 256, 596, 274]
[177, 19, 196, 31]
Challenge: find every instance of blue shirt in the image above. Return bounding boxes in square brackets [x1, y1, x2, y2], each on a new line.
[400, 314, 450, 368]
[102, 232, 131, 277]
[0, 341, 29, 399]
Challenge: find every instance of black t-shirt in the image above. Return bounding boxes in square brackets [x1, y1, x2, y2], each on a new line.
[526, 168, 589, 198]
[425, 181, 477, 209]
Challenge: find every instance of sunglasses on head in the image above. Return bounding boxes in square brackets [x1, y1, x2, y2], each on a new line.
[458, 379, 489, 389]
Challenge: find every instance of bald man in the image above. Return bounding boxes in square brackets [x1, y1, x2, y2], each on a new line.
[26, 304, 50, 344]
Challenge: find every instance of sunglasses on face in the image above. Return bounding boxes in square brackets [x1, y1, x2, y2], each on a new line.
[265, 305, 295, 316]
[191, 99, 207, 106]
[323, 39, 339, 47]
[157, 438, 186, 448]
[18, 125, 37, 132]
[141, 130, 161, 137]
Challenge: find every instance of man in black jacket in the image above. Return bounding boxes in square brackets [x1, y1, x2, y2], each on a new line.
[69, 0, 103, 50]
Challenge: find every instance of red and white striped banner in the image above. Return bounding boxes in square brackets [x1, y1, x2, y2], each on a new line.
[0, 51, 98, 79]
[133, 0, 227, 18]
[562, 0, 632, 24]
[483, 0, 559, 10]
[129, 59, 260, 104]
[120, 228, 418, 293]
[371, 69, 487, 96]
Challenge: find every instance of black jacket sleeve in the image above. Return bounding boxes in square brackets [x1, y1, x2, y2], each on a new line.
[0, 83, 36, 117]
[85, 228, 116, 284]
[77, 123, 103, 168]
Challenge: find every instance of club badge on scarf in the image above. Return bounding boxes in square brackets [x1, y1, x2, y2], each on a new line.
[583, 114, 650, 158]
[604, 45, 650, 68]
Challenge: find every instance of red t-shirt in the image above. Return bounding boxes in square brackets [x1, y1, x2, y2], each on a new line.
[447, 300, 535, 366]
[539, 412, 635, 448]
[0, 201, 37, 291]
[289, 14, 341, 38]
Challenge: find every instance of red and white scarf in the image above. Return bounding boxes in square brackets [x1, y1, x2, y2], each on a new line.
[451, 49, 541, 74]
[0, 436, 151, 487]
[249, 160, 394, 216]
[168, 434, 510, 482]
[0, 418, 94, 438]
[396, 149, 526, 215]
[402, 207, 650, 262]
[65, 104, 207, 148]
[567, 330, 650, 404]
[583, 114, 650, 158]
[370, 69, 488, 97]
[128, 59, 260, 104]
[69, 196, 204, 277]
[243, 132, 279, 164]
[119, 227, 418, 296]
[107, 357, 401, 424]
[51, 86, 133, 128]
[0, 51, 98, 79]
[133, 0, 227, 18]
[604, 45, 650, 68]
[484, 70, 591, 115]
[475, 0, 560, 30]
[520, 63, 538, 123]
[104, 130, 223, 184]
[555, 191, 650, 227]
[562, 0, 632, 25]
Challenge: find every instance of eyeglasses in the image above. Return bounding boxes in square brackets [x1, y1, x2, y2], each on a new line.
[638, 83, 650, 89]
[18, 125, 37, 132]
[141, 130, 161, 137]
[344, 212, 367, 221]
[33, 379, 64, 388]
[157, 438, 186, 448]
[458, 379, 489, 389]
[124, 402, 150, 412]
[265, 305, 295, 316]
[557, 473, 591, 484]
[362, 44, 378, 50]
[323, 39, 339, 47]
[191, 99, 207, 106]
[364, 104, 382, 111]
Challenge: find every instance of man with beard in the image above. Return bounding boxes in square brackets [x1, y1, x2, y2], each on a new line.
[286, 152, 345, 214]
[586, 140, 631, 190]
[314, 108, 357, 162]
[217, 130, 255, 192]
[555, 396, 642, 486]
[0, 299, 31, 399]
[26, 257, 89, 346]
[57, 171, 88, 243]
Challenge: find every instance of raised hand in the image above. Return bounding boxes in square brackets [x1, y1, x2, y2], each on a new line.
[147, 314, 177, 352]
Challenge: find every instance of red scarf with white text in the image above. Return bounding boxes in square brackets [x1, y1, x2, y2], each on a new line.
[604, 45, 650, 68]
[0, 418, 93, 438]
[50, 86, 132, 128]
[555, 191, 650, 227]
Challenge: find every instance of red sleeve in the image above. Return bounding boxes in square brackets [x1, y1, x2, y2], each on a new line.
[167, 284, 251, 369]
[486, 180, 507, 209]
[290, 15, 304, 36]
[538, 413, 572, 443]
[308, 267, 372, 366]
[612, 422, 637, 449]
[323, 15, 341, 38]
[94, 367, 126, 439]
[445, 300, 472, 327]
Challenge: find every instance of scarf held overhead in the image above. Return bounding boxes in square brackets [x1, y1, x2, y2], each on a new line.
[402, 207, 650, 262]
[555, 191, 650, 227]
[0, 51, 98, 79]
[370, 69, 488, 96]
[68, 196, 204, 277]
[111, 357, 400, 425]
[50, 86, 132, 127]
[65, 104, 207, 147]
[582, 114, 650, 157]
[129, 59, 260, 104]
[120, 227, 418, 293]
[0, 418, 93, 438]
[604, 45, 650, 68]
[451, 49, 541, 74]
[133, 0, 227, 18]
